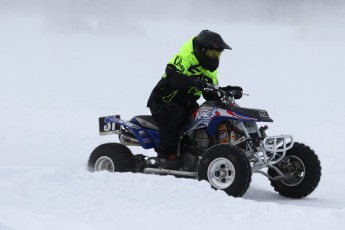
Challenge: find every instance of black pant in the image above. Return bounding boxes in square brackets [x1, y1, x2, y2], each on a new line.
[150, 102, 188, 158]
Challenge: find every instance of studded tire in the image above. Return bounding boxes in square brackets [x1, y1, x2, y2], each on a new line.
[88, 143, 136, 173]
[268, 142, 321, 198]
[198, 144, 252, 197]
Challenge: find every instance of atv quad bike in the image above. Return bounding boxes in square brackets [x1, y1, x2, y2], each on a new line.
[88, 85, 321, 198]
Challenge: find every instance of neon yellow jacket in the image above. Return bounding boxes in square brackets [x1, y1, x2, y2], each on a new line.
[147, 37, 219, 109]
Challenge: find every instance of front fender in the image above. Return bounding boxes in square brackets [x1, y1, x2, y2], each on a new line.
[207, 116, 233, 137]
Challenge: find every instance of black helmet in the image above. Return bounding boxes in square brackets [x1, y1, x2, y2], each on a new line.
[196, 30, 232, 51]
[194, 30, 231, 72]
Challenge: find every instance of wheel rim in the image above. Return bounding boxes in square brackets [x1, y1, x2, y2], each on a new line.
[95, 156, 115, 172]
[207, 157, 235, 189]
[280, 155, 305, 186]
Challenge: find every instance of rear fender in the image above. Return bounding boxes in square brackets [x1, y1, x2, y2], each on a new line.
[99, 115, 159, 149]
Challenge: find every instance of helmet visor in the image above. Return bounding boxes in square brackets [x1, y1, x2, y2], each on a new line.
[204, 49, 222, 60]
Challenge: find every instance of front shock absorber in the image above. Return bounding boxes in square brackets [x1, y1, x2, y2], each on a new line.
[259, 125, 269, 138]
[217, 124, 229, 144]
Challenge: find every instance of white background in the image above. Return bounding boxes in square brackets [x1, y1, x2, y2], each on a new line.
[0, 0, 345, 229]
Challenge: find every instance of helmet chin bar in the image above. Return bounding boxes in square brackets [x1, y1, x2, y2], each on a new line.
[194, 44, 220, 72]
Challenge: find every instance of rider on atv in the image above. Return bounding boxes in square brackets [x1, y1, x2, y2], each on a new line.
[147, 30, 243, 169]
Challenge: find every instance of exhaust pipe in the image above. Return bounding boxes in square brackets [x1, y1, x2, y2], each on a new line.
[119, 134, 140, 146]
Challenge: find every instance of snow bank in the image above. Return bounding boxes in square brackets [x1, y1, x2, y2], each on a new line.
[1, 1, 345, 229]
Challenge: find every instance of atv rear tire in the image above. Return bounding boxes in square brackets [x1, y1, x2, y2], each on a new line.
[88, 143, 136, 173]
[268, 142, 321, 198]
[198, 145, 252, 197]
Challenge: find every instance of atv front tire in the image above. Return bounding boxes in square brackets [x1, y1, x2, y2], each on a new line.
[88, 143, 136, 173]
[198, 145, 252, 197]
[268, 142, 321, 198]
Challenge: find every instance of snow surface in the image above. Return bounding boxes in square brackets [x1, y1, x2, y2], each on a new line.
[1, 0, 345, 229]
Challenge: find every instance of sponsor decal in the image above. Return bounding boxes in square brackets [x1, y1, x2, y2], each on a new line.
[195, 108, 219, 122]
[219, 133, 228, 139]
[143, 138, 152, 144]
[139, 130, 147, 136]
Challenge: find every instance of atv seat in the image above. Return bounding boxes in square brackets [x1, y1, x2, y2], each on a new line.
[130, 115, 159, 130]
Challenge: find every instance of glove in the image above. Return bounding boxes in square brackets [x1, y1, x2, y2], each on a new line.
[221, 85, 243, 99]
[193, 79, 207, 91]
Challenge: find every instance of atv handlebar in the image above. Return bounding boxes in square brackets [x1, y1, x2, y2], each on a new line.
[203, 83, 249, 97]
